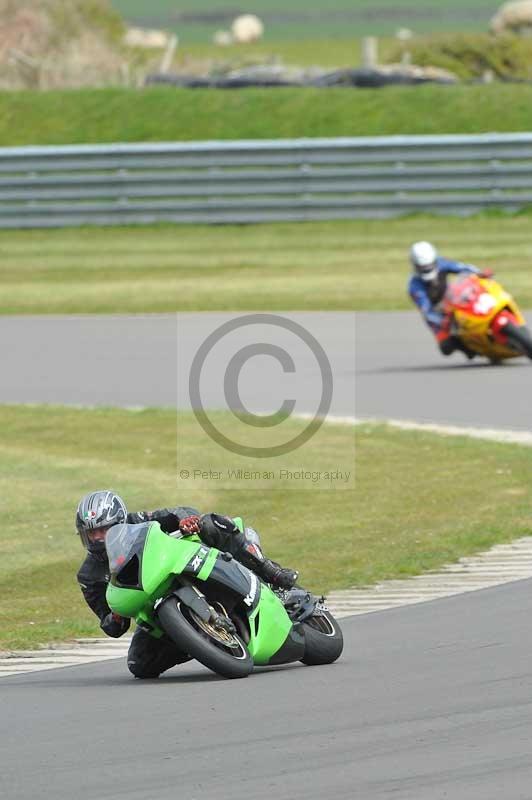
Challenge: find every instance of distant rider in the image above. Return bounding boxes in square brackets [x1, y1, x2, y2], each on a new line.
[408, 241, 493, 358]
[76, 490, 298, 679]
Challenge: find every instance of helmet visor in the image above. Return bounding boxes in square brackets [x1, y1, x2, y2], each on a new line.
[87, 527, 109, 543]
[79, 526, 111, 550]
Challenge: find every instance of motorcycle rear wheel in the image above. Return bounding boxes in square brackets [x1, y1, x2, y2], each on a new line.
[300, 611, 344, 666]
[505, 322, 532, 360]
[158, 597, 253, 679]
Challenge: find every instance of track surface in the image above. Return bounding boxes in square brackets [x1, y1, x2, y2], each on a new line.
[1, 311, 531, 428]
[3, 310, 532, 800]
[4, 582, 532, 800]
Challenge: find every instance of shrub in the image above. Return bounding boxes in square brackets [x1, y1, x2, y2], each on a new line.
[389, 32, 532, 80]
[0, 0, 128, 88]
[48, 0, 125, 45]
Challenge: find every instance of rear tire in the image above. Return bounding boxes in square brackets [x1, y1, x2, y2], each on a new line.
[157, 597, 253, 679]
[300, 611, 344, 666]
[505, 322, 532, 360]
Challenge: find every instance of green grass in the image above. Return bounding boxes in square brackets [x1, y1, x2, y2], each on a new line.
[0, 404, 530, 650]
[173, 37, 374, 69]
[1, 215, 532, 315]
[111, 0, 498, 39]
[2, 84, 532, 147]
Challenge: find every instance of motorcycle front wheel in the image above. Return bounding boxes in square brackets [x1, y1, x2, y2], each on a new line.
[158, 597, 253, 679]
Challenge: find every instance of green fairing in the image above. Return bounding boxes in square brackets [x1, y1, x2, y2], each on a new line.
[246, 585, 293, 666]
[142, 526, 205, 595]
[228, 516, 293, 664]
[106, 583, 149, 620]
[106, 523, 207, 619]
[232, 517, 244, 533]
[106, 521, 298, 667]
[197, 547, 218, 581]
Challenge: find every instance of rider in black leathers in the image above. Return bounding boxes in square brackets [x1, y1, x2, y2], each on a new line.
[76, 491, 298, 678]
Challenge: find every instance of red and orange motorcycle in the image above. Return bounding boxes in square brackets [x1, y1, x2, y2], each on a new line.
[441, 274, 532, 362]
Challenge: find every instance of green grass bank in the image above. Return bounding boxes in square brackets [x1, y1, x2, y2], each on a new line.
[1, 215, 531, 315]
[0, 405, 530, 650]
[1, 84, 532, 146]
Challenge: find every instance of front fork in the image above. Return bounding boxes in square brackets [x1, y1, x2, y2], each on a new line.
[137, 579, 235, 640]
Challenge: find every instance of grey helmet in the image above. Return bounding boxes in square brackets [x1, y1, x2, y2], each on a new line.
[76, 490, 127, 555]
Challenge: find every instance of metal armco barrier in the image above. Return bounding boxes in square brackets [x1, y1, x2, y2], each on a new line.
[1, 133, 532, 228]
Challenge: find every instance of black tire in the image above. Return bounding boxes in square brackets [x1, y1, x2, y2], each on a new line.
[157, 597, 253, 679]
[505, 322, 532, 360]
[300, 611, 344, 666]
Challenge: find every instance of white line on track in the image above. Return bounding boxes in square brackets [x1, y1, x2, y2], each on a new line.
[299, 414, 532, 610]
[328, 537, 532, 615]
[298, 413, 532, 446]
[0, 638, 131, 678]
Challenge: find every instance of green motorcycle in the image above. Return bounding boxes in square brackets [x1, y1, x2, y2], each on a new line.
[105, 519, 343, 679]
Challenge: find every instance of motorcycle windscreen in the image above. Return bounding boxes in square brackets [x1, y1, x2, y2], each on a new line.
[106, 522, 150, 587]
[105, 523, 154, 618]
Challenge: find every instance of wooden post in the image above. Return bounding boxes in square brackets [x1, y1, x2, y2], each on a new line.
[361, 37, 378, 69]
[160, 35, 178, 74]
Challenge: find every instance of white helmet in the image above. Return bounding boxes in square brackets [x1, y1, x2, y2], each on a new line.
[410, 241, 438, 281]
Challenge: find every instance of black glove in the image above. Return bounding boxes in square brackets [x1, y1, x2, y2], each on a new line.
[260, 559, 299, 590]
[100, 612, 130, 638]
[199, 513, 243, 551]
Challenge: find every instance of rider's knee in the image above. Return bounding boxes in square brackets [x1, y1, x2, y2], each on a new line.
[127, 659, 160, 679]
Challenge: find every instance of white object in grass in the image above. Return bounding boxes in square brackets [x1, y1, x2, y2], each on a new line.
[232, 15, 264, 44]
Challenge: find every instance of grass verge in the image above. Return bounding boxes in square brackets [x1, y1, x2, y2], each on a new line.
[1, 215, 532, 314]
[0, 405, 530, 650]
[1, 84, 532, 146]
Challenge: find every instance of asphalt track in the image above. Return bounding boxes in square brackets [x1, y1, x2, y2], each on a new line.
[1, 310, 531, 427]
[4, 580, 532, 800]
[2, 310, 532, 799]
